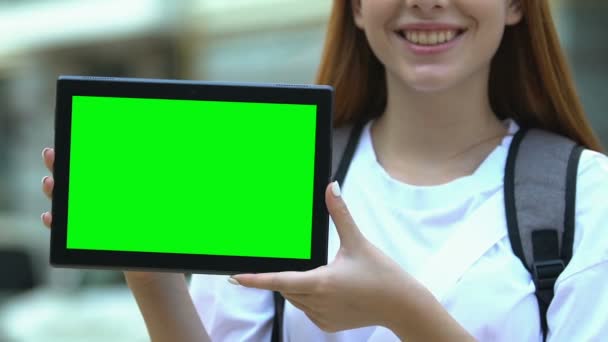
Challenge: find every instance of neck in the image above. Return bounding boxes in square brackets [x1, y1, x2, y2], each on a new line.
[371, 68, 508, 185]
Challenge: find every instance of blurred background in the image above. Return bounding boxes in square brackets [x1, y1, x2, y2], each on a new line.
[0, 0, 606, 341]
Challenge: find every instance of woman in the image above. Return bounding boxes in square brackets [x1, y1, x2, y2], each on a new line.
[41, 0, 608, 340]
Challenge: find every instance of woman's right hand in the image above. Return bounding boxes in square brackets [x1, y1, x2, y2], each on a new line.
[40, 147, 179, 287]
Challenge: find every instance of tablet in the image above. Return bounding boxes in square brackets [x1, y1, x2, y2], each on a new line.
[50, 76, 333, 274]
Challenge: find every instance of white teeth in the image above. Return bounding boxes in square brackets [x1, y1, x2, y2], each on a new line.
[401, 30, 460, 46]
[438, 31, 446, 43]
[419, 33, 428, 44]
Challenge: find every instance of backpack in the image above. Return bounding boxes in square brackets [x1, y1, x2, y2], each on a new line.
[272, 121, 585, 342]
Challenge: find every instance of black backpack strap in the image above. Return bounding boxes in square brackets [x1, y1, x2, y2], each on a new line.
[271, 122, 363, 342]
[333, 121, 365, 184]
[504, 128, 583, 340]
[271, 290, 285, 342]
[562, 144, 584, 264]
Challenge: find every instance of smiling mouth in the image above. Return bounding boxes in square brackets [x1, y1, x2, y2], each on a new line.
[395, 29, 466, 46]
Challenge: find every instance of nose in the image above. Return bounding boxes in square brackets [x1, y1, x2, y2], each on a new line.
[405, 0, 447, 12]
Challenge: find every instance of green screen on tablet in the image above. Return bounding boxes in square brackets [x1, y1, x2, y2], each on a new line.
[66, 95, 317, 259]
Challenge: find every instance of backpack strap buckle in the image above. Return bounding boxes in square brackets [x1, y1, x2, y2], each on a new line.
[532, 259, 565, 290]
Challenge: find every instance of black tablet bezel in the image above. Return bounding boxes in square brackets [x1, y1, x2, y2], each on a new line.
[51, 75, 333, 274]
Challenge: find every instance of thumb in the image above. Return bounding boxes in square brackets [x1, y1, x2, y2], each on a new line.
[326, 181, 364, 249]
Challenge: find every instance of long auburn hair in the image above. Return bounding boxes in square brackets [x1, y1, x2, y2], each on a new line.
[316, 0, 603, 151]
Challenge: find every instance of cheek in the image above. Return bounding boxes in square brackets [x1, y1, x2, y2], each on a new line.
[468, 9, 509, 64]
[357, 0, 402, 65]
[359, 0, 399, 14]
[358, 0, 400, 28]
[362, 29, 393, 65]
[427, 2, 511, 70]
[460, 0, 511, 34]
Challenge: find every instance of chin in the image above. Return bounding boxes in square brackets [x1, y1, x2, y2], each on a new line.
[404, 76, 459, 93]
[408, 82, 453, 93]
[391, 67, 462, 94]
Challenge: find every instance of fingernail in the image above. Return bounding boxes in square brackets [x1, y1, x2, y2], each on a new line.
[227, 277, 240, 286]
[42, 176, 49, 185]
[41, 212, 47, 222]
[42, 148, 50, 159]
[331, 181, 341, 197]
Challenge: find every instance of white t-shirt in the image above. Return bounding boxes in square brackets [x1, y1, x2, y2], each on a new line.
[191, 120, 608, 341]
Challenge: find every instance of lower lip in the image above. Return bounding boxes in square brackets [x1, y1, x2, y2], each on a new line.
[397, 31, 465, 56]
